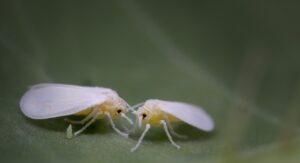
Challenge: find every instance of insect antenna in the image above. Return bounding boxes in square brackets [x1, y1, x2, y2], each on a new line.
[128, 102, 144, 112]
[125, 102, 145, 133]
[120, 112, 133, 125]
[125, 112, 140, 133]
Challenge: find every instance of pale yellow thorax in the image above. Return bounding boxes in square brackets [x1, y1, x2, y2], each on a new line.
[139, 106, 179, 126]
[74, 100, 124, 119]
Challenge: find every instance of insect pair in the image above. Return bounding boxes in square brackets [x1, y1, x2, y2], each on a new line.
[20, 84, 214, 152]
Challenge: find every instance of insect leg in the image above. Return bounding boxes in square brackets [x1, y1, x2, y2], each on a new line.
[66, 124, 73, 139]
[74, 111, 102, 136]
[160, 120, 181, 149]
[120, 123, 130, 132]
[131, 124, 151, 152]
[105, 112, 129, 138]
[164, 116, 188, 139]
[65, 109, 98, 124]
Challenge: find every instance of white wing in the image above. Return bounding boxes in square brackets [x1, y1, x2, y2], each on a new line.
[20, 83, 115, 119]
[157, 100, 214, 132]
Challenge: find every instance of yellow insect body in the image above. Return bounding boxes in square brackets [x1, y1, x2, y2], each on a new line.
[74, 99, 127, 119]
[136, 106, 179, 126]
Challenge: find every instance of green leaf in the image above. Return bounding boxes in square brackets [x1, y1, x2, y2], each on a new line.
[0, 0, 299, 163]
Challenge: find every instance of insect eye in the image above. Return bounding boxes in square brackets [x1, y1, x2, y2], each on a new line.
[117, 109, 122, 114]
[142, 113, 147, 119]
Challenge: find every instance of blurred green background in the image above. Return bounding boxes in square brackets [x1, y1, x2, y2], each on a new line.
[1, 0, 300, 162]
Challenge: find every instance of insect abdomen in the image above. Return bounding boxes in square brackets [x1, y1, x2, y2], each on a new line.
[149, 112, 179, 126]
[74, 107, 93, 116]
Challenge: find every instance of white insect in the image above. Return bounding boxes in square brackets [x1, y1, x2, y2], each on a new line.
[130, 99, 214, 152]
[20, 83, 133, 137]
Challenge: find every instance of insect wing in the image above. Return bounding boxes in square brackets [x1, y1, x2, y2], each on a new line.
[158, 100, 214, 132]
[20, 84, 111, 119]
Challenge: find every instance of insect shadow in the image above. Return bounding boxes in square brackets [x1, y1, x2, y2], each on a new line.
[130, 123, 216, 143]
[24, 115, 115, 135]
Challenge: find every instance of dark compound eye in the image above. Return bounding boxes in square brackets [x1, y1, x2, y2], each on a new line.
[117, 109, 122, 113]
[142, 113, 147, 119]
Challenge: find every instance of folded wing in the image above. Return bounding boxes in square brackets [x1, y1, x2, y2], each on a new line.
[20, 84, 112, 119]
[158, 100, 214, 132]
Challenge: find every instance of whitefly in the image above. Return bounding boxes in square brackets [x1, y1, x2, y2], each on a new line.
[129, 99, 214, 152]
[20, 83, 133, 138]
